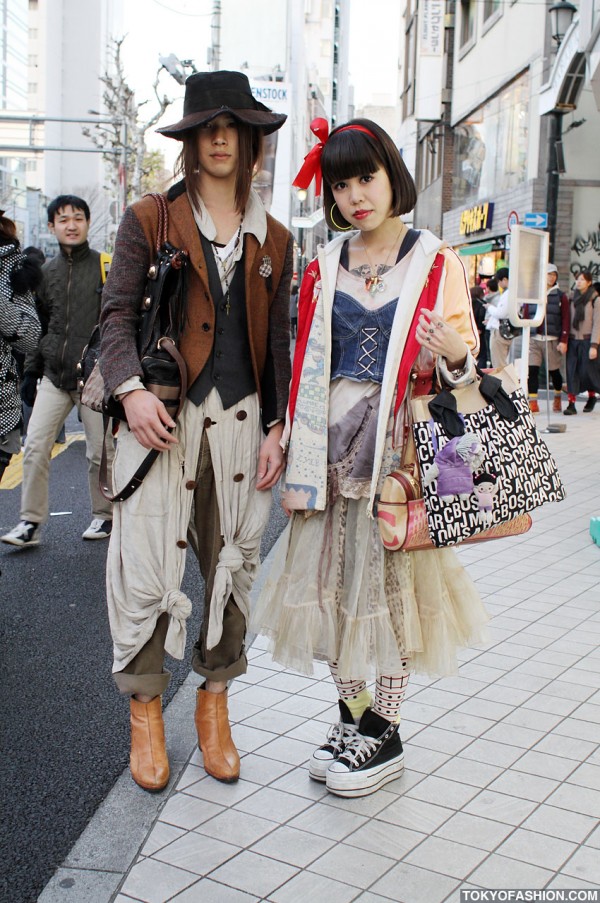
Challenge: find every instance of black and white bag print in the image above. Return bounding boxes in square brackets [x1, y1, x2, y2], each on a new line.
[410, 364, 566, 548]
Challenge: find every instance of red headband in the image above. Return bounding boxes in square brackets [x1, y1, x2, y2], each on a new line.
[292, 118, 378, 197]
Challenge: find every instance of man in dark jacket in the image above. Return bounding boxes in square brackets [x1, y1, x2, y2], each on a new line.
[1, 195, 113, 548]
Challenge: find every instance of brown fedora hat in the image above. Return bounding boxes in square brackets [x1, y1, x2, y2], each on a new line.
[157, 70, 287, 139]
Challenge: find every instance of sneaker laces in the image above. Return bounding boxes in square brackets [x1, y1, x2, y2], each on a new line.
[324, 719, 359, 753]
[339, 732, 380, 766]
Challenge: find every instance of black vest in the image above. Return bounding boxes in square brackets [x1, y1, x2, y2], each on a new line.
[187, 233, 256, 408]
[536, 287, 563, 338]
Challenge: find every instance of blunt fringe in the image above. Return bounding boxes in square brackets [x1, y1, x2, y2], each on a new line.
[176, 123, 264, 213]
[321, 118, 417, 231]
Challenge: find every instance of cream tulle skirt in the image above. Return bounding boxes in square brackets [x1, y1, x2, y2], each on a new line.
[251, 495, 489, 680]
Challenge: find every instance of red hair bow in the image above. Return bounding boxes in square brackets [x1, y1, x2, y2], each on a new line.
[292, 118, 329, 197]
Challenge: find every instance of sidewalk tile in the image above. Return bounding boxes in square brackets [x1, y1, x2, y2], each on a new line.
[370, 861, 459, 903]
[235, 786, 314, 822]
[140, 822, 185, 857]
[209, 850, 298, 897]
[377, 796, 453, 833]
[548, 875, 600, 892]
[521, 805, 598, 843]
[230, 723, 278, 753]
[270, 766, 329, 800]
[309, 842, 395, 888]
[463, 789, 537, 825]
[547, 783, 600, 817]
[566, 763, 600, 791]
[250, 824, 335, 867]
[484, 770, 558, 802]
[119, 858, 197, 902]
[194, 808, 276, 847]
[255, 734, 315, 766]
[268, 871, 358, 903]
[406, 774, 481, 810]
[182, 776, 261, 806]
[236, 752, 292, 786]
[404, 835, 488, 879]
[289, 802, 368, 840]
[559, 846, 600, 886]
[468, 854, 553, 889]
[408, 726, 473, 754]
[495, 828, 576, 870]
[533, 734, 598, 760]
[170, 878, 258, 902]
[345, 818, 425, 859]
[433, 756, 503, 788]
[435, 811, 513, 851]
[511, 749, 578, 781]
[158, 794, 224, 830]
[152, 832, 238, 875]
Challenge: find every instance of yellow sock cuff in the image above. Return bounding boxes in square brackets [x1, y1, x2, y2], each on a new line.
[345, 688, 372, 721]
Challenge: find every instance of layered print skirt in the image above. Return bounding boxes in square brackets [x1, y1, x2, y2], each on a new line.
[251, 385, 489, 680]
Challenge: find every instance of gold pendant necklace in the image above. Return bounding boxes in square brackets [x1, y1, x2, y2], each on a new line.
[360, 224, 404, 295]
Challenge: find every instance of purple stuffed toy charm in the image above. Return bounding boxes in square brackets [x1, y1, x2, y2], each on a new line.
[423, 432, 486, 502]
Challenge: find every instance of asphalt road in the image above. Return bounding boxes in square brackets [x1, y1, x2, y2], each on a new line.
[0, 425, 288, 903]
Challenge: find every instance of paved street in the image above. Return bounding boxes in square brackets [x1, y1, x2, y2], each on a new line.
[0, 414, 287, 903]
[18, 404, 600, 902]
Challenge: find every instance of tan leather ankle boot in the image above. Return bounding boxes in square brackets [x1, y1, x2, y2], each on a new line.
[129, 696, 170, 792]
[195, 686, 240, 783]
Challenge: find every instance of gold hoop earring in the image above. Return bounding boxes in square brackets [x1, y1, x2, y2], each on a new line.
[330, 202, 353, 231]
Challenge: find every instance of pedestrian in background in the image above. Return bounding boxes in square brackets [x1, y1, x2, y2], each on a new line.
[0, 213, 42, 482]
[252, 118, 486, 798]
[527, 263, 569, 414]
[290, 282, 299, 339]
[564, 269, 600, 415]
[485, 267, 512, 368]
[100, 71, 293, 793]
[1, 195, 114, 548]
[470, 284, 488, 368]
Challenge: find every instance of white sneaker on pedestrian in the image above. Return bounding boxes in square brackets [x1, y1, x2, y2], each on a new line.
[1, 520, 41, 548]
[82, 518, 112, 540]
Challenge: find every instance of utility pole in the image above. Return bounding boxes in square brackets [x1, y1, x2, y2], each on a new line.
[209, 1, 221, 71]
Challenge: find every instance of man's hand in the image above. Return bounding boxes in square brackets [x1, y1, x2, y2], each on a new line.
[557, 342, 567, 355]
[121, 389, 178, 451]
[589, 347, 598, 361]
[256, 422, 285, 491]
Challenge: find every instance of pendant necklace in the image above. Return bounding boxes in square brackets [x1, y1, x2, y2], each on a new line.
[211, 222, 243, 315]
[360, 224, 404, 295]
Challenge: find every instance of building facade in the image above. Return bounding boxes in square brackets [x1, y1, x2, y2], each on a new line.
[401, 0, 600, 287]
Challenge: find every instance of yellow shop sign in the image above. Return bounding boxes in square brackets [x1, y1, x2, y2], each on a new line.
[459, 202, 494, 236]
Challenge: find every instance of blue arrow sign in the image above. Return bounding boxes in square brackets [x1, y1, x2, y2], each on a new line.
[523, 212, 548, 229]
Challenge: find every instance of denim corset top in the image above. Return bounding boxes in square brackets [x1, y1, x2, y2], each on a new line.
[331, 289, 398, 383]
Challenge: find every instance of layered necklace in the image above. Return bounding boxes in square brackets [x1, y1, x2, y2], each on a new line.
[359, 224, 405, 295]
[211, 221, 243, 315]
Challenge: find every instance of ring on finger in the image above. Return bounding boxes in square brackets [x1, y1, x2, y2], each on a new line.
[428, 326, 435, 335]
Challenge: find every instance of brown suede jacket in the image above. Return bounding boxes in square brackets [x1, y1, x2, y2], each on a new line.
[100, 181, 293, 423]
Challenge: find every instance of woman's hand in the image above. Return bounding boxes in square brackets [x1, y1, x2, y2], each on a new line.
[121, 389, 178, 451]
[589, 347, 598, 361]
[415, 309, 469, 368]
[256, 422, 285, 491]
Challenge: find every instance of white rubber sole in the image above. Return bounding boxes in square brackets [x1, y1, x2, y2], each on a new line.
[308, 758, 330, 782]
[325, 753, 405, 798]
[1, 535, 40, 547]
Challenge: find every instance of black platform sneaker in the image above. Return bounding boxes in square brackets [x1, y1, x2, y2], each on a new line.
[325, 708, 404, 797]
[309, 699, 360, 782]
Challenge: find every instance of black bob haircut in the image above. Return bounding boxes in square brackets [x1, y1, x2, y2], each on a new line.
[47, 195, 91, 224]
[321, 118, 417, 231]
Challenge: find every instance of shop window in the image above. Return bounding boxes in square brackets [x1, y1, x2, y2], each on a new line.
[452, 70, 529, 208]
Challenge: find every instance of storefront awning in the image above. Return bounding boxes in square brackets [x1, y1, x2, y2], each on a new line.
[458, 241, 494, 256]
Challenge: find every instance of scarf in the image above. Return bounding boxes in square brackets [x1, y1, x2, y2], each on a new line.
[572, 285, 596, 331]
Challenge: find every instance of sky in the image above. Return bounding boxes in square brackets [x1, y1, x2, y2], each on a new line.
[120, 0, 401, 151]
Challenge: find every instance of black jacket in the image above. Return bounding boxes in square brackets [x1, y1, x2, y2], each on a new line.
[26, 241, 104, 391]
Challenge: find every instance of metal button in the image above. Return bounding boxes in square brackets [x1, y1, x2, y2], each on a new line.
[176, 540, 188, 549]
[202, 322, 210, 332]
[233, 473, 244, 482]
[143, 296, 152, 309]
[217, 327, 224, 335]
[236, 410, 247, 420]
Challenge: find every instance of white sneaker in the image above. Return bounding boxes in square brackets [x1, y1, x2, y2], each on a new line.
[1, 520, 41, 548]
[309, 699, 360, 782]
[82, 518, 112, 540]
